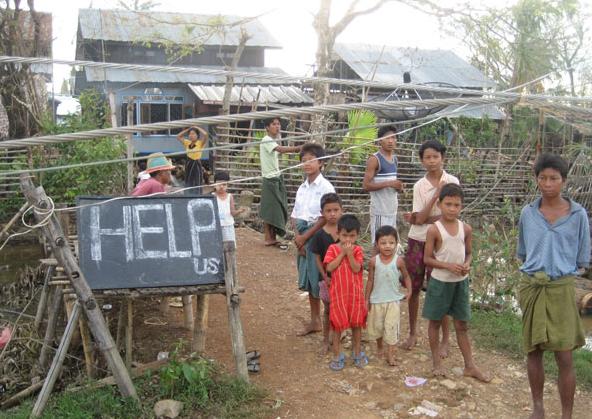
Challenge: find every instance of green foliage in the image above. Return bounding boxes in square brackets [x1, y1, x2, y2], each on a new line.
[158, 343, 212, 406]
[470, 199, 522, 311]
[35, 89, 127, 203]
[343, 110, 378, 165]
[246, 130, 266, 163]
[471, 308, 592, 390]
[2, 347, 269, 418]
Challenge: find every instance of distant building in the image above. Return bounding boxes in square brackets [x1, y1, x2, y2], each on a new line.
[329, 43, 504, 120]
[73, 8, 312, 156]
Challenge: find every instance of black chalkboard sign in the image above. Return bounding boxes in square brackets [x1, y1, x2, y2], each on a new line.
[76, 195, 225, 290]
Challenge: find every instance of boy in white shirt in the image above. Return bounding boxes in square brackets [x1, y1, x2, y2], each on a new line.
[291, 143, 335, 336]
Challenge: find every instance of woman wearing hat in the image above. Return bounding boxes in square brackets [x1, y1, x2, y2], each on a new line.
[131, 153, 175, 196]
[177, 125, 208, 194]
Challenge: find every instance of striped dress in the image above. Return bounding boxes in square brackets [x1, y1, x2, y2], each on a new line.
[324, 244, 367, 332]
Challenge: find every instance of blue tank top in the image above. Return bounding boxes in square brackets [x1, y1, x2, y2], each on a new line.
[370, 255, 405, 304]
[370, 152, 398, 216]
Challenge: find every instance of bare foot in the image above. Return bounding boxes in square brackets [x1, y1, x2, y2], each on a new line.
[529, 406, 545, 419]
[439, 341, 449, 358]
[264, 240, 279, 246]
[401, 335, 417, 350]
[432, 366, 446, 377]
[376, 350, 384, 359]
[463, 366, 492, 383]
[297, 323, 322, 336]
[387, 354, 399, 366]
[319, 341, 331, 355]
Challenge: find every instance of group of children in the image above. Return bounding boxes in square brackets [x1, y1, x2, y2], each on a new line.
[136, 117, 590, 417]
[255, 118, 486, 379]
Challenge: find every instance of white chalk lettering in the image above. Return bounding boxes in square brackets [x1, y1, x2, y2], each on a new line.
[207, 258, 220, 274]
[187, 199, 217, 258]
[90, 205, 133, 262]
[165, 203, 191, 258]
[132, 204, 167, 259]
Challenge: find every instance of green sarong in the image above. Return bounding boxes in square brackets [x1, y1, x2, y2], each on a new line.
[296, 219, 320, 298]
[259, 176, 288, 237]
[518, 272, 585, 353]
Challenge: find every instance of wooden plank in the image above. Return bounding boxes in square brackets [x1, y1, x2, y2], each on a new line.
[125, 299, 133, 370]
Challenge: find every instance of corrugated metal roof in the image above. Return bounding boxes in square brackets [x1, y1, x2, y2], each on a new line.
[188, 84, 312, 104]
[84, 66, 296, 84]
[334, 43, 496, 89]
[443, 104, 506, 120]
[78, 9, 281, 48]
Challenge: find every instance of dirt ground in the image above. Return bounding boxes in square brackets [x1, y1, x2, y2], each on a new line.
[131, 227, 592, 419]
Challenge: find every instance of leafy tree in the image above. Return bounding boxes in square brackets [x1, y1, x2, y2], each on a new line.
[35, 89, 127, 202]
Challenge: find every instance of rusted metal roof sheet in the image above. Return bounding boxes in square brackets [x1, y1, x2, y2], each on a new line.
[188, 84, 313, 104]
[334, 43, 496, 89]
[78, 9, 281, 48]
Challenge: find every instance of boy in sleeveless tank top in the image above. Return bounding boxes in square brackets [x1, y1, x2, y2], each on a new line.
[365, 226, 411, 366]
[363, 125, 403, 242]
[423, 184, 490, 382]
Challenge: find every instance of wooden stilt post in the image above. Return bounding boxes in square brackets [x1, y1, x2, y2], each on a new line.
[192, 294, 209, 353]
[115, 301, 125, 351]
[34, 264, 54, 332]
[223, 241, 248, 381]
[20, 175, 137, 402]
[182, 295, 194, 331]
[31, 302, 81, 418]
[38, 284, 63, 370]
[125, 299, 133, 369]
[79, 318, 95, 378]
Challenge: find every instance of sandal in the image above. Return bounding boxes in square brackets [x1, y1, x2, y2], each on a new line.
[329, 353, 345, 371]
[353, 351, 369, 368]
[246, 350, 260, 361]
[247, 362, 260, 373]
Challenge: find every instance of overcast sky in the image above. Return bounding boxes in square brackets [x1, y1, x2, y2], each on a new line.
[27, 0, 591, 90]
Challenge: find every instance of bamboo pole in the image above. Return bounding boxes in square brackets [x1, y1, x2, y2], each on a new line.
[20, 174, 137, 402]
[125, 299, 133, 370]
[192, 294, 209, 353]
[31, 302, 81, 418]
[182, 295, 194, 331]
[79, 318, 95, 378]
[34, 265, 54, 331]
[38, 284, 63, 370]
[223, 241, 248, 381]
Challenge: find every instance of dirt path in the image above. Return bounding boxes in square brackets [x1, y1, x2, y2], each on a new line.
[134, 227, 592, 418]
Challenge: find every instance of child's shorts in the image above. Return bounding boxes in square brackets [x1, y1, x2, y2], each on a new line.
[422, 277, 470, 322]
[367, 301, 400, 345]
[319, 279, 330, 303]
[405, 238, 432, 292]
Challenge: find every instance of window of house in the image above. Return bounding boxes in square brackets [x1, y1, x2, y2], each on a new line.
[121, 96, 185, 136]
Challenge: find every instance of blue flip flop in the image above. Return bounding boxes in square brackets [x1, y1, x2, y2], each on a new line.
[329, 353, 345, 371]
[353, 351, 369, 368]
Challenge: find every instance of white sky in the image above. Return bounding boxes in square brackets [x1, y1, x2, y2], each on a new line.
[27, 0, 591, 90]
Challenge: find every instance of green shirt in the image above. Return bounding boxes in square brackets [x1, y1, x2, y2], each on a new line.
[260, 135, 280, 178]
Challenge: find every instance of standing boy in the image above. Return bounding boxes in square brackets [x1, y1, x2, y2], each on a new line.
[517, 154, 590, 419]
[131, 152, 174, 196]
[363, 125, 404, 241]
[366, 226, 411, 366]
[259, 117, 302, 247]
[291, 143, 335, 336]
[403, 140, 458, 354]
[309, 193, 343, 353]
[324, 214, 367, 370]
[423, 184, 489, 382]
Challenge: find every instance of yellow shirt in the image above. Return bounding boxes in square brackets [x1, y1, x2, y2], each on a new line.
[183, 139, 204, 160]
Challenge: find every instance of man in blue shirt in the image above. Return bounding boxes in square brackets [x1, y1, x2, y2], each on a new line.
[517, 153, 590, 419]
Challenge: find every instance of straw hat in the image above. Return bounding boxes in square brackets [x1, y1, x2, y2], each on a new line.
[145, 152, 175, 174]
